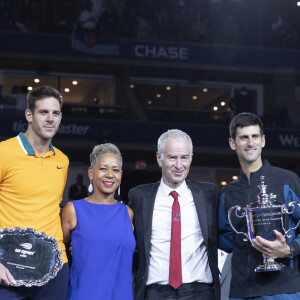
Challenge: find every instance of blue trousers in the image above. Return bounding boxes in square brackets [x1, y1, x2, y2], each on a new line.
[0, 263, 69, 300]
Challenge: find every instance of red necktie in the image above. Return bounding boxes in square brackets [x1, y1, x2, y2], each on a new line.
[169, 191, 182, 289]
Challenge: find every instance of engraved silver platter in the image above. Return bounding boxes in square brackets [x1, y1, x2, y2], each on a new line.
[0, 227, 63, 286]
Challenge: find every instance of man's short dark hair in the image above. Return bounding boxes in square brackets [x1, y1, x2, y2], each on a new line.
[27, 86, 63, 112]
[229, 112, 264, 140]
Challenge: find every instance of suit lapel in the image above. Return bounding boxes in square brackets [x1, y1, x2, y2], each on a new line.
[143, 182, 160, 260]
[188, 181, 209, 249]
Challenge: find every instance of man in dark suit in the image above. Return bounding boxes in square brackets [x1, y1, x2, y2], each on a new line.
[129, 129, 220, 300]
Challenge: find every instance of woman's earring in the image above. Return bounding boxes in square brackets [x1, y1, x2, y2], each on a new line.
[88, 180, 93, 193]
[118, 185, 120, 196]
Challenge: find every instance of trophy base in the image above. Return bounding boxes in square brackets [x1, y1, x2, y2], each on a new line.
[255, 262, 286, 272]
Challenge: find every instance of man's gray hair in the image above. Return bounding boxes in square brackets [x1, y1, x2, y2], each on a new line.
[157, 129, 193, 159]
[90, 143, 123, 169]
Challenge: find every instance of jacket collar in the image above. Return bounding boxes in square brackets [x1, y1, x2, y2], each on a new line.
[143, 181, 160, 260]
[239, 160, 271, 183]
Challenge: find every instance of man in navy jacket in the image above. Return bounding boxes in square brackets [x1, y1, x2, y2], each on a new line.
[219, 112, 300, 299]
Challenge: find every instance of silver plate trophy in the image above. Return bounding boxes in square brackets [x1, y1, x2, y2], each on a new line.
[228, 176, 300, 272]
[0, 227, 63, 286]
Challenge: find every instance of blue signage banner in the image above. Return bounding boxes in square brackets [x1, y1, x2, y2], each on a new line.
[1, 32, 300, 69]
[2, 115, 300, 152]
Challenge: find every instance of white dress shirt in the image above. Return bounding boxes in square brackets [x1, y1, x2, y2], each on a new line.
[146, 179, 213, 285]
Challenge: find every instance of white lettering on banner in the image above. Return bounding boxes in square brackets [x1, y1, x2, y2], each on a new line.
[12, 121, 90, 136]
[58, 124, 90, 135]
[13, 120, 28, 132]
[134, 45, 188, 60]
[279, 134, 300, 148]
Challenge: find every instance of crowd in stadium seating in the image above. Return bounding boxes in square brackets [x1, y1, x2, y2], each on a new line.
[0, 0, 299, 49]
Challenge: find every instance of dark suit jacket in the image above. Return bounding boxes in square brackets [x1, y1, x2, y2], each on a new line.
[128, 180, 220, 300]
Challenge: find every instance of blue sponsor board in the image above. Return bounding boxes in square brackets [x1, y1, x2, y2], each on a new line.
[267, 129, 300, 150]
[1, 32, 300, 69]
[2, 115, 300, 152]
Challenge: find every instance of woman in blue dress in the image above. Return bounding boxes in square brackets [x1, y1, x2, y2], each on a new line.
[61, 143, 135, 300]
